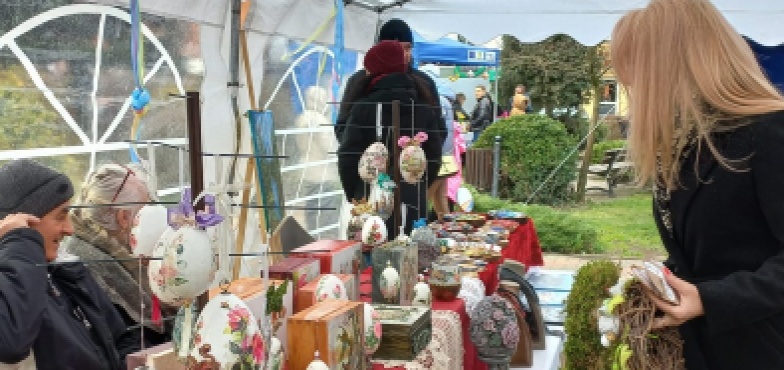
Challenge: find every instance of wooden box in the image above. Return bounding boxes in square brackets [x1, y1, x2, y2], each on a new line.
[370, 305, 432, 361]
[287, 299, 366, 370]
[126, 342, 186, 370]
[269, 257, 321, 310]
[371, 240, 418, 305]
[295, 273, 359, 312]
[290, 240, 362, 276]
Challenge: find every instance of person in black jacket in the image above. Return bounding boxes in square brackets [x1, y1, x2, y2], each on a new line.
[470, 84, 493, 140]
[0, 159, 136, 369]
[338, 40, 442, 235]
[336, 18, 445, 148]
[612, 1, 784, 369]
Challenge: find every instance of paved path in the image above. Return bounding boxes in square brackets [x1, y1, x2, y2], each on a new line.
[541, 253, 663, 276]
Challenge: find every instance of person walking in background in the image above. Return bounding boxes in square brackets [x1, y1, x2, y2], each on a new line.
[470, 85, 494, 139]
[453, 93, 469, 122]
[613, 0, 784, 368]
[508, 84, 532, 114]
[509, 92, 530, 117]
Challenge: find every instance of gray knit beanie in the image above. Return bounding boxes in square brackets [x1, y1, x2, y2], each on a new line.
[0, 159, 74, 218]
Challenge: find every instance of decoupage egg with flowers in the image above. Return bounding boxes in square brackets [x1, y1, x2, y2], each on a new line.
[148, 226, 217, 306]
[361, 215, 387, 247]
[130, 204, 169, 257]
[363, 303, 382, 355]
[358, 142, 389, 183]
[398, 132, 429, 184]
[314, 274, 349, 302]
[188, 292, 264, 369]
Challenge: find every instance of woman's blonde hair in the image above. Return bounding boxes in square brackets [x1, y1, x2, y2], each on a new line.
[73, 163, 153, 231]
[611, 0, 784, 190]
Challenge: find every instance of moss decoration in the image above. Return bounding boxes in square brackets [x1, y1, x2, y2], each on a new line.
[563, 260, 620, 370]
[266, 280, 289, 314]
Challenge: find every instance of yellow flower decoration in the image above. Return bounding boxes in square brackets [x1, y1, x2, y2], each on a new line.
[606, 294, 625, 313]
[612, 344, 633, 370]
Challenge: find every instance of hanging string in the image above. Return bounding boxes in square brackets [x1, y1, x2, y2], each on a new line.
[129, 0, 151, 163]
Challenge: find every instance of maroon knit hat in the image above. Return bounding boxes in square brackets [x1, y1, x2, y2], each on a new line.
[364, 40, 406, 76]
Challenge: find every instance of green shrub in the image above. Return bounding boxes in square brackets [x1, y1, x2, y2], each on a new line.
[474, 114, 578, 206]
[469, 186, 602, 254]
[564, 260, 620, 370]
[591, 139, 626, 164]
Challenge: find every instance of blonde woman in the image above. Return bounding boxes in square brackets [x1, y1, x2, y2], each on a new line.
[63, 164, 172, 348]
[612, 0, 784, 368]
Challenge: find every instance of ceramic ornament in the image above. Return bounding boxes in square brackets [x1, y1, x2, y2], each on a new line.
[306, 351, 329, 370]
[412, 275, 432, 307]
[147, 188, 223, 306]
[130, 204, 169, 257]
[315, 274, 349, 302]
[363, 304, 383, 355]
[380, 260, 401, 303]
[361, 215, 388, 247]
[398, 132, 429, 184]
[358, 142, 389, 183]
[188, 292, 265, 369]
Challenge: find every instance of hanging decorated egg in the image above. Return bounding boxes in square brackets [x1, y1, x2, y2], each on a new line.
[358, 142, 389, 183]
[368, 175, 395, 221]
[398, 133, 429, 184]
[305, 351, 329, 370]
[266, 337, 283, 370]
[361, 216, 387, 247]
[130, 204, 169, 257]
[188, 292, 264, 368]
[412, 275, 432, 307]
[380, 260, 400, 303]
[148, 226, 217, 306]
[315, 274, 349, 302]
[364, 303, 382, 355]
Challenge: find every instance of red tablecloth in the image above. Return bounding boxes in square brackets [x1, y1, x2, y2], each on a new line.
[478, 218, 544, 295]
[360, 271, 487, 370]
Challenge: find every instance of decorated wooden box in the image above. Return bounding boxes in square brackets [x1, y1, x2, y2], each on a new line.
[287, 299, 366, 370]
[290, 240, 362, 276]
[370, 240, 418, 305]
[269, 256, 321, 311]
[370, 305, 432, 361]
[295, 273, 359, 312]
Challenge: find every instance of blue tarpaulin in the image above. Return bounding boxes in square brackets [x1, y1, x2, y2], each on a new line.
[746, 37, 784, 93]
[412, 31, 500, 67]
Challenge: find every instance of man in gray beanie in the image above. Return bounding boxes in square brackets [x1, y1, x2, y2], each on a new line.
[0, 159, 136, 369]
[335, 18, 446, 144]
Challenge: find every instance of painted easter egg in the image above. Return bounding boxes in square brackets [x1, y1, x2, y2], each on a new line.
[130, 204, 169, 257]
[148, 226, 217, 306]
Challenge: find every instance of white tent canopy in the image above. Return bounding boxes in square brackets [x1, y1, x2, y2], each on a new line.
[382, 0, 784, 46]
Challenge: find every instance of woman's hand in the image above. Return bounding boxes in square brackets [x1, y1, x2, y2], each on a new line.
[0, 213, 40, 239]
[647, 269, 705, 329]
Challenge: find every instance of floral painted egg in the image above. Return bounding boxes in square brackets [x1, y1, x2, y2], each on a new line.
[130, 205, 169, 257]
[358, 142, 389, 183]
[305, 351, 329, 370]
[380, 260, 400, 302]
[364, 303, 382, 355]
[315, 274, 348, 302]
[148, 226, 217, 306]
[399, 145, 427, 184]
[188, 293, 264, 369]
[361, 216, 387, 247]
[412, 275, 432, 307]
[369, 183, 395, 221]
[266, 337, 283, 370]
[470, 295, 520, 364]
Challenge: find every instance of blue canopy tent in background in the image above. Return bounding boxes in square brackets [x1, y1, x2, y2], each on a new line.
[411, 31, 501, 68]
[746, 37, 784, 93]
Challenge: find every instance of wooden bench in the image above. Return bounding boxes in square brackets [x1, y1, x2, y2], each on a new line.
[586, 148, 633, 196]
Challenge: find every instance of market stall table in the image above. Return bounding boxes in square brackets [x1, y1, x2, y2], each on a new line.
[478, 218, 544, 295]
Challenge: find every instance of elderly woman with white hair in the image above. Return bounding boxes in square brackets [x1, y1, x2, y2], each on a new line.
[63, 163, 172, 347]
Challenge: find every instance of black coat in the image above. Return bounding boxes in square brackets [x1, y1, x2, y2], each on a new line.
[655, 111, 784, 370]
[337, 67, 446, 146]
[0, 228, 136, 369]
[338, 73, 443, 233]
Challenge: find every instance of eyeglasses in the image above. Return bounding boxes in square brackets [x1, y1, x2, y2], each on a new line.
[111, 164, 135, 203]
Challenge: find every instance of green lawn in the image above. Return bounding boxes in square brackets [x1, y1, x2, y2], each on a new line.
[564, 193, 665, 258]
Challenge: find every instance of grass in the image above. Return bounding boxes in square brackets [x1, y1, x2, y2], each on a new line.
[563, 192, 665, 258]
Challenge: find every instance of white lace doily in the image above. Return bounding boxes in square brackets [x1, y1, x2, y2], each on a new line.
[372, 310, 464, 369]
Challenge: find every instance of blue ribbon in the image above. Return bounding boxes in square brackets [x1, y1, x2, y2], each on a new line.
[331, 0, 345, 124]
[412, 218, 427, 229]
